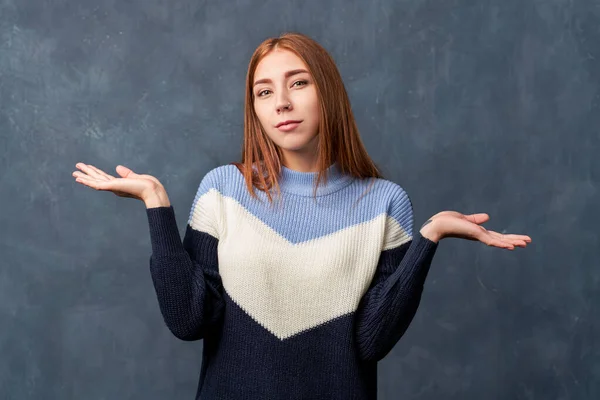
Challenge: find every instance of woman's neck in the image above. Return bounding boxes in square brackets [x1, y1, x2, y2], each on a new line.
[277, 161, 355, 197]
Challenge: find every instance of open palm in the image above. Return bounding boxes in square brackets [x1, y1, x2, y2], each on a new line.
[430, 211, 531, 250]
[72, 163, 162, 202]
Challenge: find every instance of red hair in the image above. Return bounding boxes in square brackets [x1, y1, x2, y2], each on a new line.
[230, 32, 382, 204]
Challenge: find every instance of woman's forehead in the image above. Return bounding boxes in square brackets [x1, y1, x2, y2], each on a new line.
[254, 50, 308, 78]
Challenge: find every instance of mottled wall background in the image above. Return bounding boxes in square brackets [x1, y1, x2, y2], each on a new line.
[1, 0, 598, 398]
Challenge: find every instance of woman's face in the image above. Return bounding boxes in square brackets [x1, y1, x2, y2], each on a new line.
[252, 49, 320, 168]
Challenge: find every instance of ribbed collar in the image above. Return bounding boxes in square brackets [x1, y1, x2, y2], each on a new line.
[277, 162, 354, 197]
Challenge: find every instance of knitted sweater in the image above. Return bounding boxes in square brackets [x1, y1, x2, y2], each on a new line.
[145, 162, 439, 400]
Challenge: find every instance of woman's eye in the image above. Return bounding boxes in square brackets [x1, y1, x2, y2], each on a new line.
[257, 81, 307, 97]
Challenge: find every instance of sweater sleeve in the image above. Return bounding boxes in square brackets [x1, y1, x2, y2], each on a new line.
[354, 187, 439, 362]
[145, 172, 224, 341]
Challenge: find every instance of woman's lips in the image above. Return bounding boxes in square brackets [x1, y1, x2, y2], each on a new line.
[277, 121, 301, 132]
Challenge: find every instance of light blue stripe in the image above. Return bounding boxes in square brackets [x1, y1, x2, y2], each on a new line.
[189, 164, 413, 244]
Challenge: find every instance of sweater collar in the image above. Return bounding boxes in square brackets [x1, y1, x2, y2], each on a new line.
[277, 161, 354, 197]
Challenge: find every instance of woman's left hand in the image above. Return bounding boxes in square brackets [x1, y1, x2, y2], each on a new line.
[419, 211, 532, 250]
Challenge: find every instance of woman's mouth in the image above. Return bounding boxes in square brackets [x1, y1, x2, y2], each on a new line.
[276, 120, 302, 132]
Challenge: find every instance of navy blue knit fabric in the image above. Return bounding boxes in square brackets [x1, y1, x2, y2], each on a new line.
[145, 162, 438, 399]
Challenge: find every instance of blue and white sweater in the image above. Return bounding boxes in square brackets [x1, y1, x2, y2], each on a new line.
[145, 162, 439, 400]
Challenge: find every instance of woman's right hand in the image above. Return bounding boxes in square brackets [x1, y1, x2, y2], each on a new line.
[72, 163, 169, 206]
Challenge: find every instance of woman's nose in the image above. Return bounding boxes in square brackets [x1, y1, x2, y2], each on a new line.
[277, 101, 292, 113]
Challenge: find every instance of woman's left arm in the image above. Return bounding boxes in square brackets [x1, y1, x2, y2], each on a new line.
[354, 212, 531, 362]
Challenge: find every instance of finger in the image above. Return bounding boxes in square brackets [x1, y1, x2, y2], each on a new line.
[474, 230, 515, 250]
[488, 231, 531, 246]
[86, 164, 116, 181]
[486, 238, 515, 250]
[75, 163, 110, 181]
[75, 175, 111, 191]
[487, 231, 531, 242]
[73, 170, 107, 182]
[116, 165, 137, 178]
[505, 234, 532, 242]
[487, 231, 529, 248]
[479, 234, 514, 249]
[115, 166, 161, 186]
[502, 236, 529, 247]
[501, 238, 527, 248]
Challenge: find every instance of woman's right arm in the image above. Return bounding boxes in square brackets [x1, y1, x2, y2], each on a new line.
[146, 199, 224, 341]
[73, 163, 224, 341]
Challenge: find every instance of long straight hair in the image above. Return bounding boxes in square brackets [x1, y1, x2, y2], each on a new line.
[230, 32, 383, 204]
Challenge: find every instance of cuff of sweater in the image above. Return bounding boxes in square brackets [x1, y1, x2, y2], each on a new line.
[146, 206, 185, 257]
[414, 230, 440, 250]
[398, 231, 439, 287]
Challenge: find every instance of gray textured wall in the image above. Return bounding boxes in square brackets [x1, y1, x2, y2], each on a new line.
[1, 0, 598, 399]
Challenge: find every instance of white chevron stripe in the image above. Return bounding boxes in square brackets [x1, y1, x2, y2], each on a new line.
[190, 189, 412, 340]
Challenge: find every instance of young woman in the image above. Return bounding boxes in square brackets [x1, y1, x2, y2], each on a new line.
[73, 32, 531, 400]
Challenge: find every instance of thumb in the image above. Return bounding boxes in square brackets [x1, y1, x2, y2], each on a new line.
[116, 165, 136, 178]
[465, 213, 490, 224]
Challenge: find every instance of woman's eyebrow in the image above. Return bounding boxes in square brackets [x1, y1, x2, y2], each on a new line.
[253, 69, 309, 87]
